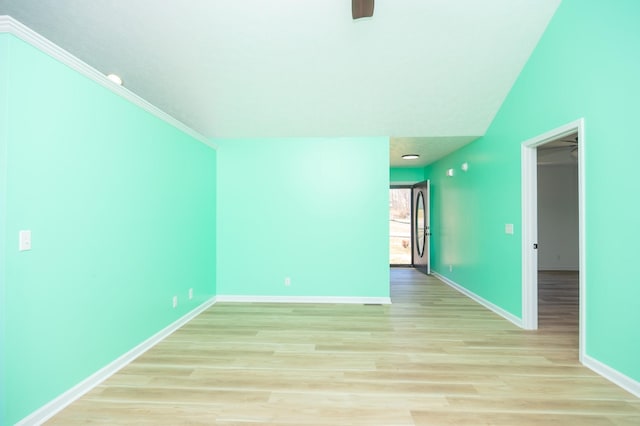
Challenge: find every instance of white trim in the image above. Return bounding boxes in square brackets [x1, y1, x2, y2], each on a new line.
[16, 297, 217, 426]
[432, 272, 524, 328]
[521, 141, 539, 330]
[433, 269, 640, 399]
[426, 179, 432, 275]
[583, 355, 640, 398]
[0, 15, 216, 150]
[216, 295, 392, 305]
[521, 118, 585, 362]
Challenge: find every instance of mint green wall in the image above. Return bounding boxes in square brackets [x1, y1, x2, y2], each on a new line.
[1, 35, 217, 424]
[216, 137, 389, 299]
[0, 33, 9, 424]
[426, 0, 640, 382]
[390, 167, 424, 184]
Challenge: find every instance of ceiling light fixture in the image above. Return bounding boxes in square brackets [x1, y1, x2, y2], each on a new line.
[106, 73, 123, 86]
[402, 154, 419, 160]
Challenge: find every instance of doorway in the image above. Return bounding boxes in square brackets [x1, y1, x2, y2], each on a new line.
[537, 134, 579, 334]
[412, 180, 430, 274]
[521, 118, 585, 362]
[389, 186, 412, 265]
[389, 181, 431, 273]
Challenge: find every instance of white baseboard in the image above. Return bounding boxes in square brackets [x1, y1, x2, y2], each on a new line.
[432, 273, 640, 398]
[583, 354, 640, 398]
[17, 297, 217, 426]
[216, 295, 392, 305]
[431, 272, 523, 328]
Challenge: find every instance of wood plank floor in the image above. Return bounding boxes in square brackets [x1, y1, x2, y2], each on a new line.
[47, 269, 640, 425]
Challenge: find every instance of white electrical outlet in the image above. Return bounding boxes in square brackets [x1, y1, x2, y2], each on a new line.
[189, 288, 193, 300]
[284, 277, 291, 286]
[172, 296, 178, 308]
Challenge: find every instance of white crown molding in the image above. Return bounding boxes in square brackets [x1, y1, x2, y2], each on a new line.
[431, 271, 524, 328]
[16, 297, 217, 426]
[216, 295, 392, 305]
[0, 15, 216, 150]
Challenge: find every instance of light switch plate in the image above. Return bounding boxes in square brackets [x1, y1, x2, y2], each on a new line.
[19, 230, 32, 251]
[505, 224, 514, 235]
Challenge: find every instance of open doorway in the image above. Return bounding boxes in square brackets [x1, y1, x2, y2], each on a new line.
[521, 119, 585, 362]
[389, 186, 412, 266]
[537, 133, 579, 336]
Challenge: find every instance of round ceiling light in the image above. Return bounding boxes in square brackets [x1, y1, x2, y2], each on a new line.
[402, 154, 420, 160]
[106, 73, 123, 86]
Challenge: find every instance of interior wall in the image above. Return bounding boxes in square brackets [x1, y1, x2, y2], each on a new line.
[2, 35, 217, 425]
[425, 0, 640, 384]
[390, 167, 424, 185]
[537, 163, 579, 270]
[0, 33, 9, 425]
[216, 137, 390, 300]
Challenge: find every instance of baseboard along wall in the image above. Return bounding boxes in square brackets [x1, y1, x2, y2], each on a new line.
[431, 270, 640, 399]
[16, 297, 217, 426]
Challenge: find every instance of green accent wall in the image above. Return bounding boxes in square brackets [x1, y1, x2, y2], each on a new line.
[216, 137, 389, 299]
[0, 33, 9, 424]
[4, 1, 639, 421]
[426, 0, 640, 382]
[390, 167, 424, 184]
[1, 35, 217, 424]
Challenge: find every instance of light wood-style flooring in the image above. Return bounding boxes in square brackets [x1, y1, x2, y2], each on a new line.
[48, 269, 640, 425]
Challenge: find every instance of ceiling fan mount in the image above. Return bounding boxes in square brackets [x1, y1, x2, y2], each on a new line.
[353, 0, 375, 19]
[538, 135, 579, 162]
[539, 135, 578, 149]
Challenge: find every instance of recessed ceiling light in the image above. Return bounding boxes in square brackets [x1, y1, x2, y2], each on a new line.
[402, 154, 419, 160]
[106, 73, 123, 86]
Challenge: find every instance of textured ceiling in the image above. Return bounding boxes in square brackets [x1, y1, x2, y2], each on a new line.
[390, 136, 478, 167]
[0, 0, 561, 165]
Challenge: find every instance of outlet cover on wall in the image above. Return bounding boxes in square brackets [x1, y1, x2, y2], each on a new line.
[189, 288, 193, 300]
[172, 296, 178, 308]
[284, 277, 291, 286]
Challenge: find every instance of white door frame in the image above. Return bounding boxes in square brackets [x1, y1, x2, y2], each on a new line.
[521, 118, 586, 362]
[426, 179, 431, 275]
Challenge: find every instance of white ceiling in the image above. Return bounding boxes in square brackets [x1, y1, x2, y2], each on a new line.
[0, 0, 561, 166]
[390, 136, 478, 167]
